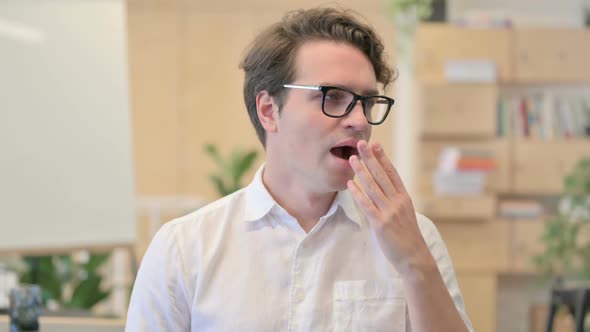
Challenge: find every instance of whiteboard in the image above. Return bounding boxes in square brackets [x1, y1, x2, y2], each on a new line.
[0, 0, 136, 252]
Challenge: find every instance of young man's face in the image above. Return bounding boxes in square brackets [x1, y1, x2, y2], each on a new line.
[269, 40, 378, 192]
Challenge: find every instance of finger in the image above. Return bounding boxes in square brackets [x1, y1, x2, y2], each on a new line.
[347, 179, 381, 223]
[349, 154, 388, 210]
[372, 143, 407, 194]
[357, 141, 396, 198]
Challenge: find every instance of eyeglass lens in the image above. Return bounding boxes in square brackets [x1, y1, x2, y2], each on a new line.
[322, 88, 390, 123]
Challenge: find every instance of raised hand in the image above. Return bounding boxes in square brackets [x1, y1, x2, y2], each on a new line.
[347, 140, 435, 278]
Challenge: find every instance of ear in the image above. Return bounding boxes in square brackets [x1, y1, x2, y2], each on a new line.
[256, 90, 279, 133]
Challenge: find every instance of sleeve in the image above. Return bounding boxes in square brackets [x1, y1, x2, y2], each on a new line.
[125, 222, 191, 331]
[418, 214, 475, 332]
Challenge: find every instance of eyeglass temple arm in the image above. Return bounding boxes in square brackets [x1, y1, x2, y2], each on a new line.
[282, 84, 321, 91]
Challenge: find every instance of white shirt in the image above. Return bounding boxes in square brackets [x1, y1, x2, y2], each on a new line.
[126, 166, 473, 332]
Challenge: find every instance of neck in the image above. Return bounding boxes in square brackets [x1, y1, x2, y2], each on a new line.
[262, 164, 336, 233]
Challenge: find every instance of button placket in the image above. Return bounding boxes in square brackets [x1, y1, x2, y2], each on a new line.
[287, 237, 312, 332]
[287, 217, 330, 331]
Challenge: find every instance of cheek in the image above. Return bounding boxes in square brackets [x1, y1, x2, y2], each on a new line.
[284, 119, 327, 157]
[278, 103, 335, 153]
[282, 109, 325, 136]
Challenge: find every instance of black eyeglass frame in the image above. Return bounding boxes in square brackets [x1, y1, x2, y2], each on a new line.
[282, 84, 395, 125]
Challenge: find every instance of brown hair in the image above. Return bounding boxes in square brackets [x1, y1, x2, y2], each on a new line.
[239, 7, 396, 147]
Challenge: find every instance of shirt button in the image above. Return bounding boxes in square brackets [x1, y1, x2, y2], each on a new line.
[294, 289, 304, 303]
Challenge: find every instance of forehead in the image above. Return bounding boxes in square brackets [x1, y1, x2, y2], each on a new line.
[293, 40, 378, 93]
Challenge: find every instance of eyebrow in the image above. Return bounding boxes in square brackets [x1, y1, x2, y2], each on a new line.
[320, 83, 380, 96]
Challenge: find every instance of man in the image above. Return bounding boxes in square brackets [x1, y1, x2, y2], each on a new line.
[126, 7, 473, 332]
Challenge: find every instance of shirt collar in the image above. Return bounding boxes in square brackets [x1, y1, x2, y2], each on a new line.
[243, 164, 277, 222]
[333, 189, 364, 227]
[243, 164, 365, 227]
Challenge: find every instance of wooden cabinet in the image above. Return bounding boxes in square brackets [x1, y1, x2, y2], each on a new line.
[421, 84, 498, 138]
[456, 273, 497, 332]
[512, 139, 590, 194]
[508, 218, 545, 274]
[514, 29, 590, 83]
[435, 219, 510, 272]
[415, 24, 513, 83]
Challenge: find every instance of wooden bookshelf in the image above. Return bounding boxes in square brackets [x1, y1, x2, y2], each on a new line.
[415, 23, 590, 332]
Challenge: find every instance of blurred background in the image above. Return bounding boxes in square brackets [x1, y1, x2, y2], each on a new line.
[1, 0, 590, 331]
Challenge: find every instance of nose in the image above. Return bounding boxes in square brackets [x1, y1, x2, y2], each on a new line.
[341, 100, 370, 132]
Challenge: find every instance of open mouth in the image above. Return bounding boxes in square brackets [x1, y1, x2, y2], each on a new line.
[330, 146, 359, 160]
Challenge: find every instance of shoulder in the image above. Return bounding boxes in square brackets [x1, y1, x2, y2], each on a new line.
[415, 213, 447, 249]
[415, 213, 437, 238]
[172, 187, 248, 226]
[158, 188, 249, 241]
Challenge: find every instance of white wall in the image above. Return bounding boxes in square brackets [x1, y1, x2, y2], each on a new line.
[0, 0, 135, 252]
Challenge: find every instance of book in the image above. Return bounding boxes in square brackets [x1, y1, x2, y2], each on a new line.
[456, 158, 496, 171]
[498, 200, 544, 219]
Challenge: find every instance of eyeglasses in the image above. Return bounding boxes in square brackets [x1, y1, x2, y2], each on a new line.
[282, 84, 394, 125]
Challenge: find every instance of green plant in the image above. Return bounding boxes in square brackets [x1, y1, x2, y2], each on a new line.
[534, 157, 590, 280]
[19, 252, 111, 310]
[385, 0, 434, 59]
[386, 0, 433, 21]
[204, 143, 258, 196]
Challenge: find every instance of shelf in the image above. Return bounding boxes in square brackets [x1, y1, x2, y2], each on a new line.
[423, 195, 497, 221]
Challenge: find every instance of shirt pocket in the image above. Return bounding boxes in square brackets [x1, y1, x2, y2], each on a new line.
[333, 278, 407, 332]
